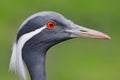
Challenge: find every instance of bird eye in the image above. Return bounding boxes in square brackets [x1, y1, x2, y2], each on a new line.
[47, 21, 55, 29]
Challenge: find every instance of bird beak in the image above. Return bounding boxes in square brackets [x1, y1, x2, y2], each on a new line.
[66, 24, 111, 40]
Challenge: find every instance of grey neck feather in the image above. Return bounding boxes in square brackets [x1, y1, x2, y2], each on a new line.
[22, 29, 70, 80]
[26, 52, 46, 80]
[22, 41, 52, 80]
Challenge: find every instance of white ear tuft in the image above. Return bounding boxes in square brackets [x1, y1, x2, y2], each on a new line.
[9, 43, 27, 80]
[9, 26, 46, 80]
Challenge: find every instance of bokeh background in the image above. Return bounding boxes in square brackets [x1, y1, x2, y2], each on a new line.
[0, 0, 120, 80]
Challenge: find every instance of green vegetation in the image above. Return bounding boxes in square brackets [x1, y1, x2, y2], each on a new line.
[0, 0, 120, 80]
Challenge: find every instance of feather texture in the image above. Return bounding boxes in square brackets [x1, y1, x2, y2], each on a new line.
[9, 26, 46, 80]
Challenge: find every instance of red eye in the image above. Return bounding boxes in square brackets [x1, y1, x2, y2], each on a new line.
[47, 21, 55, 29]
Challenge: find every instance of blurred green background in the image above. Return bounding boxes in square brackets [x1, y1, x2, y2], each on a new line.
[0, 0, 120, 80]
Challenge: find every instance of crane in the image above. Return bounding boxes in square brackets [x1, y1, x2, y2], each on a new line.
[9, 11, 110, 80]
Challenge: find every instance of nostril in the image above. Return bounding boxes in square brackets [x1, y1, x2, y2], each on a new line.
[80, 30, 87, 32]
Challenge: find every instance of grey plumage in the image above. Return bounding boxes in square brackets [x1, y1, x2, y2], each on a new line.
[17, 11, 70, 41]
[9, 11, 110, 80]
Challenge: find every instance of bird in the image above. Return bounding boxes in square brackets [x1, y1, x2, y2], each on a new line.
[9, 11, 111, 80]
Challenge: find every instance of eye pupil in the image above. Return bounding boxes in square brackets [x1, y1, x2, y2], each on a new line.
[47, 21, 55, 29]
[49, 24, 53, 27]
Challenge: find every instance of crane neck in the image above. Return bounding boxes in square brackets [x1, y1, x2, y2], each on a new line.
[22, 36, 69, 80]
[22, 42, 51, 80]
